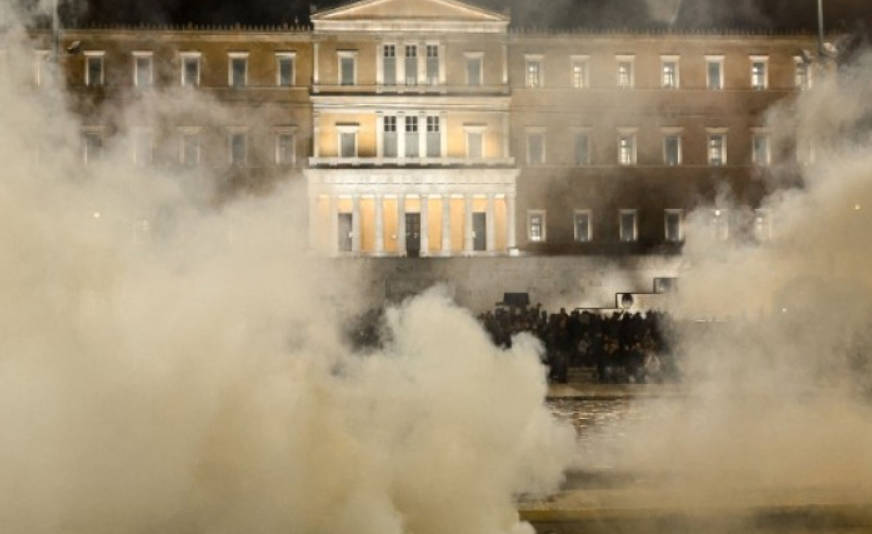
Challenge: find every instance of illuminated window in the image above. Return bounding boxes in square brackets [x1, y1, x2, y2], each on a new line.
[617, 56, 634, 88]
[754, 209, 772, 241]
[229, 53, 248, 88]
[180, 52, 201, 87]
[706, 56, 724, 89]
[619, 209, 638, 242]
[528, 210, 546, 242]
[618, 130, 637, 165]
[663, 131, 682, 165]
[707, 130, 728, 166]
[664, 209, 683, 242]
[133, 51, 153, 88]
[525, 55, 543, 88]
[276, 52, 295, 86]
[571, 56, 589, 88]
[794, 57, 812, 90]
[661, 56, 679, 88]
[750, 56, 768, 90]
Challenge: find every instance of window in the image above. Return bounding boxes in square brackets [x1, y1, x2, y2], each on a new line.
[574, 130, 590, 166]
[525, 55, 543, 88]
[465, 52, 483, 86]
[426, 115, 441, 157]
[82, 131, 104, 165]
[382, 44, 397, 86]
[619, 210, 638, 242]
[405, 116, 419, 158]
[712, 209, 729, 240]
[339, 51, 356, 86]
[405, 45, 418, 86]
[661, 56, 679, 88]
[752, 133, 771, 166]
[574, 210, 592, 242]
[794, 57, 812, 90]
[382, 115, 398, 157]
[618, 131, 636, 165]
[754, 209, 771, 241]
[707, 131, 727, 166]
[465, 126, 485, 159]
[527, 129, 545, 165]
[426, 44, 439, 85]
[229, 131, 247, 165]
[180, 52, 201, 87]
[276, 52, 295, 86]
[528, 210, 546, 242]
[229, 53, 248, 88]
[132, 128, 153, 166]
[133, 52, 153, 88]
[85, 51, 105, 87]
[571, 56, 589, 88]
[706, 56, 724, 90]
[179, 128, 200, 166]
[750, 56, 768, 90]
[337, 124, 359, 158]
[34, 50, 50, 86]
[663, 132, 682, 165]
[276, 131, 296, 166]
[617, 56, 634, 88]
[664, 209, 683, 242]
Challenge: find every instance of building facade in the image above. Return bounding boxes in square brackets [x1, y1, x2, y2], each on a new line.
[25, 0, 818, 260]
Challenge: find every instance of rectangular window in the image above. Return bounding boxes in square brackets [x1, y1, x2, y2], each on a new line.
[571, 56, 589, 88]
[528, 210, 546, 242]
[466, 129, 484, 159]
[617, 57, 634, 88]
[754, 209, 771, 241]
[229, 53, 248, 88]
[619, 210, 638, 242]
[618, 132, 636, 165]
[405, 45, 418, 86]
[404, 116, 419, 157]
[663, 134, 681, 165]
[752, 133, 771, 166]
[339, 130, 357, 158]
[383, 115, 398, 157]
[706, 57, 724, 89]
[712, 209, 729, 240]
[574, 210, 592, 242]
[180, 130, 200, 166]
[339, 52, 356, 86]
[750, 56, 768, 90]
[426, 115, 441, 157]
[276, 53, 295, 86]
[574, 131, 590, 166]
[794, 58, 811, 90]
[383, 44, 397, 86]
[276, 132, 295, 165]
[132, 128, 153, 166]
[527, 131, 545, 165]
[665, 209, 683, 242]
[180, 53, 200, 87]
[661, 57, 679, 88]
[465, 53, 482, 86]
[525, 56, 542, 88]
[426, 44, 439, 85]
[708, 133, 727, 166]
[85, 52, 104, 87]
[134, 52, 153, 88]
[83, 132, 103, 164]
[230, 132, 247, 165]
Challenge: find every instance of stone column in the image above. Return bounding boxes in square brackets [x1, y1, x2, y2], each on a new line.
[374, 194, 384, 254]
[420, 194, 429, 256]
[397, 194, 407, 256]
[463, 194, 474, 254]
[506, 192, 517, 251]
[441, 194, 451, 255]
[486, 193, 496, 252]
[351, 194, 361, 253]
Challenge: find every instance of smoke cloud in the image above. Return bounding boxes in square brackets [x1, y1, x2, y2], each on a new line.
[0, 9, 575, 534]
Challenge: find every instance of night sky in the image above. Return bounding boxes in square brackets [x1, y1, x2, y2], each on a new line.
[31, 0, 872, 32]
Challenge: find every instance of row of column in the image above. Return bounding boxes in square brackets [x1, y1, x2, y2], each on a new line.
[311, 192, 517, 256]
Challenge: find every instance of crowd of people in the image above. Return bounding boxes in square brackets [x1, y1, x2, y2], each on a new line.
[345, 302, 680, 385]
[477, 304, 678, 384]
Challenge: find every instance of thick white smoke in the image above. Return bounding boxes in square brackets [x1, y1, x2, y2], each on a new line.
[0, 10, 576, 534]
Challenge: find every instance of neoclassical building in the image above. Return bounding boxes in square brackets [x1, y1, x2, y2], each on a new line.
[27, 0, 821, 259]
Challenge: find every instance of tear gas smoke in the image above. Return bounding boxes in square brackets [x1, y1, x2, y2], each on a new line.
[0, 10, 576, 534]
